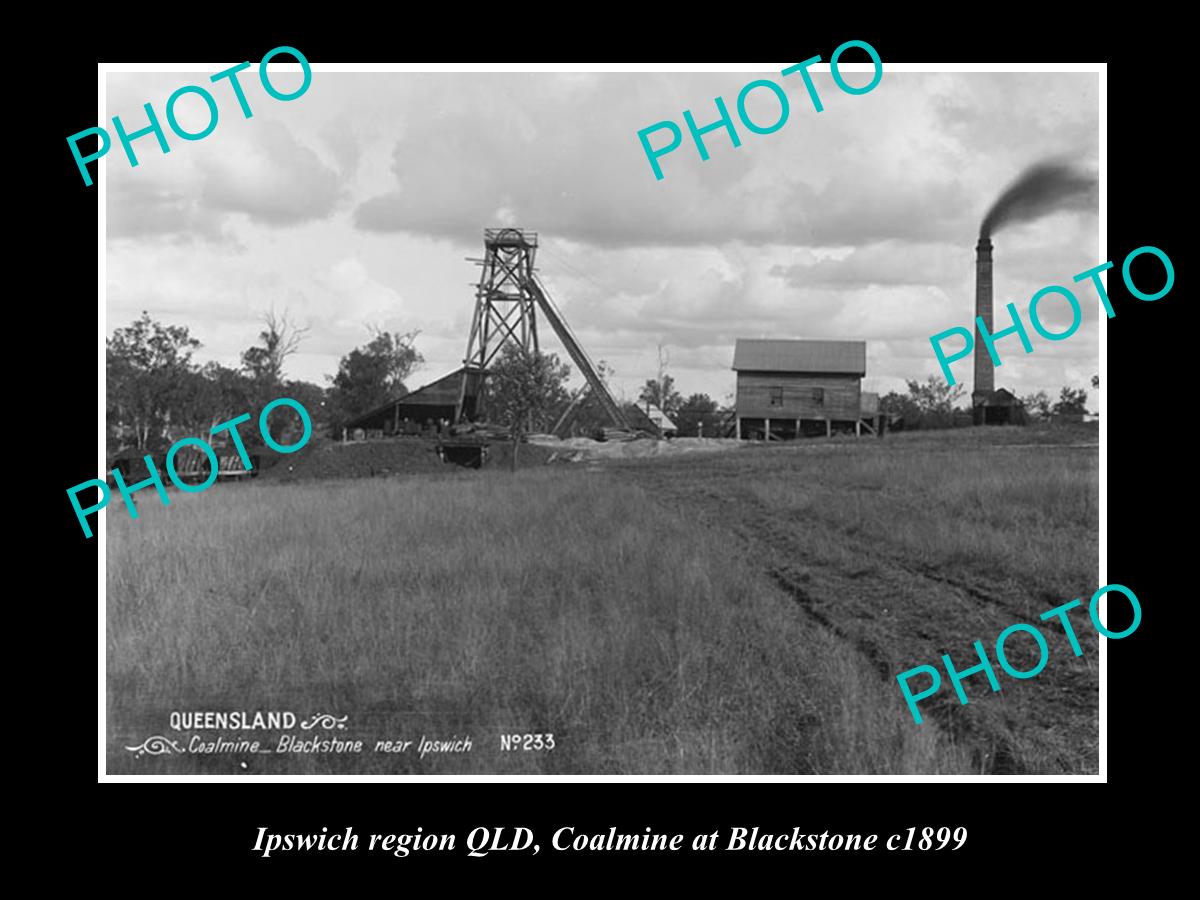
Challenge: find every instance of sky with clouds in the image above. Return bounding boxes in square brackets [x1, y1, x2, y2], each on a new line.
[105, 67, 1100, 405]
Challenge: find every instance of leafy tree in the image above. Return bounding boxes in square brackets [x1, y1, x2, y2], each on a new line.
[198, 362, 253, 423]
[106, 311, 329, 460]
[168, 368, 224, 439]
[485, 345, 572, 469]
[675, 393, 720, 437]
[106, 312, 202, 450]
[241, 309, 309, 390]
[908, 375, 965, 429]
[1091, 374, 1100, 389]
[282, 380, 327, 428]
[1053, 386, 1089, 416]
[638, 343, 682, 418]
[268, 379, 327, 444]
[108, 311, 200, 372]
[638, 374, 682, 418]
[106, 352, 138, 452]
[327, 328, 423, 432]
[908, 375, 965, 415]
[878, 391, 919, 429]
[1020, 390, 1053, 420]
[879, 376, 965, 430]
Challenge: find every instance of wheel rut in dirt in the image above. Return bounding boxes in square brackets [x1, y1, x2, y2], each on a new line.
[608, 454, 1097, 775]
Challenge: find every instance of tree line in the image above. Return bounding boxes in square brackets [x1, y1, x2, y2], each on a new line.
[633, 372, 726, 436]
[106, 310, 424, 455]
[107, 312, 731, 458]
[110, 310, 1094, 456]
[879, 375, 1097, 430]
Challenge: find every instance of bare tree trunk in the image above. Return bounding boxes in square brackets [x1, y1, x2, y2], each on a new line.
[511, 434, 519, 472]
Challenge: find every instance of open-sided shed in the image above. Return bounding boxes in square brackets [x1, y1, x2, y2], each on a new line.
[975, 387, 1027, 426]
[344, 368, 485, 435]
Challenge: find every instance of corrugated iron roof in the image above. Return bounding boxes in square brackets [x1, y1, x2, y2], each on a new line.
[732, 339, 866, 375]
[344, 368, 465, 429]
[979, 387, 1020, 406]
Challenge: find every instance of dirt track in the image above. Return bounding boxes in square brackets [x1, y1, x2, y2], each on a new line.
[607, 435, 1101, 775]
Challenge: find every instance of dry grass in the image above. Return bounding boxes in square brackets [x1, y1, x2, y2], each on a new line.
[107, 468, 970, 775]
[744, 442, 1097, 602]
[608, 425, 1100, 774]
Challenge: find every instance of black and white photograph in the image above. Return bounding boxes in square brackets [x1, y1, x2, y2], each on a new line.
[97, 61, 1103, 777]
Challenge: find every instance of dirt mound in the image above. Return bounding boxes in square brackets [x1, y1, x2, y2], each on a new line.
[485, 440, 556, 470]
[533, 435, 744, 462]
[261, 437, 555, 482]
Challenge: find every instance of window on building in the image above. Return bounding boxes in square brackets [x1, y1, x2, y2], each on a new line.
[812, 388, 825, 405]
[770, 386, 783, 405]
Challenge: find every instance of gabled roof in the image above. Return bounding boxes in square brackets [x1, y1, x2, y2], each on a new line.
[979, 387, 1021, 406]
[642, 402, 678, 432]
[732, 339, 866, 375]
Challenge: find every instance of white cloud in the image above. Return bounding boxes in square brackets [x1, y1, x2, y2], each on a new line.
[107, 70, 1100, 403]
[199, 121, 341, 225]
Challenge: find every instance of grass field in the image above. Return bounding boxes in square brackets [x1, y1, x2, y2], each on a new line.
[106, 424, 1098, 775]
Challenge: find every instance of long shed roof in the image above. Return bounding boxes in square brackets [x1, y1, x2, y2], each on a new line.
[344, 368, 465, 430]
[732, 339, 866, 375]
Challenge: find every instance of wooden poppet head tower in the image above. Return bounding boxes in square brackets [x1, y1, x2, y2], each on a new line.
[456, 228, 629, 431]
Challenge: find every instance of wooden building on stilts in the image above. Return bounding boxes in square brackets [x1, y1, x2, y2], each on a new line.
[732, 338, 880, 440]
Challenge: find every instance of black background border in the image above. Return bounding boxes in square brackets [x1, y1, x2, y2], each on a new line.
[38, 14, 1182, 875]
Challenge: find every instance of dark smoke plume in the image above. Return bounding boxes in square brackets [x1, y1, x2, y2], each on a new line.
[980, 161, 1098, 238]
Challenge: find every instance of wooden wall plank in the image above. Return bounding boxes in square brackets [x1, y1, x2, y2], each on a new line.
[736, 372, 862, 419]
